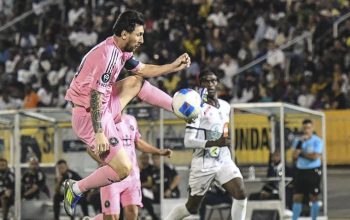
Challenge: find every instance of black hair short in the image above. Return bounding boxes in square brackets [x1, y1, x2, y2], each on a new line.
[302, 119, 313, 125]
[56, 159, 67, 166]
[199, 68, 217, 79]
[113, 10, 145, 36]
[0, 158, 7, 163]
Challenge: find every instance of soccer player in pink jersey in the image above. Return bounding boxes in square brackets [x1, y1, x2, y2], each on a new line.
[62, 10, 190, 216]
[88, 114, 172, 220]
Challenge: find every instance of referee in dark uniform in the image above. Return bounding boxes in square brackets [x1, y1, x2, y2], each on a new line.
[292, 119, 323, 220]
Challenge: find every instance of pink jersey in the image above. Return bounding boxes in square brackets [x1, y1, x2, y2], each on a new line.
[65, 36, 142, 109]
[115, 114, 141, 181]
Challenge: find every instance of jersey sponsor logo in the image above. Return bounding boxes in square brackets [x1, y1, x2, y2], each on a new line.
[109, 137, 119, 147]
[101, 72, 111, 83]
[96, 80, 111, 88]
[209, 146, 220, 158]
[208, 123, 222, 140]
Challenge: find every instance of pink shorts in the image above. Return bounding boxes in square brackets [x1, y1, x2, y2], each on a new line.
[100, 179, 143, 215]
[71, 93, 123, 162]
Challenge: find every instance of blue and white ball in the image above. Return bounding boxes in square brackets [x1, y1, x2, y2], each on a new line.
[172, 89, 201, 120]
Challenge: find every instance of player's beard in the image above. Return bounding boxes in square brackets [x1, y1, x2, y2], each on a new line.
[124, 42, 139, 52]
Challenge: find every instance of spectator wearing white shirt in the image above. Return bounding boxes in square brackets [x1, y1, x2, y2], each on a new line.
[67, 2, 85, 27]
[297, 86, 315, 108]
[219, 53, 238, 90]
[265, 41, 285, 70]
[68, 22, 98, 47]
[207, 4, 228, 27]
[37, 80, 53, 107]
[0, 91, 22, 110]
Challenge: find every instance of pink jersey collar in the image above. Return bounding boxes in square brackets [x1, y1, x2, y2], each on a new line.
[108, 36, 132, 61]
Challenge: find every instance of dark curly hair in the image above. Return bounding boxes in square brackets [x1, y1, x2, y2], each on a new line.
[113, 10, 145, 36]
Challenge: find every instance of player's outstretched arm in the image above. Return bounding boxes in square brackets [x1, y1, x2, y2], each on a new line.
[136, 139, 173, 158]
[90, 90, 110, 155]
[135, 53, 191, 77]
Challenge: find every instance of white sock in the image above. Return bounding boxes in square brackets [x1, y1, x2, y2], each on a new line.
[165, 204, 191, 220]
[72, 182, 83, 196]
[231, 198, 247, 220]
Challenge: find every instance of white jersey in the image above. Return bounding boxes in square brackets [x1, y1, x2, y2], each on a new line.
[184, 99, 231, 161]
[184, 98, 243, 196]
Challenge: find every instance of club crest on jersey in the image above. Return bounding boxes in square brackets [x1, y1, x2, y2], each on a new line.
[101, 72, 111, 83]
[130, 125, 134, 131]
[105, 200, 110, 208]
[109, 137, 119, 146]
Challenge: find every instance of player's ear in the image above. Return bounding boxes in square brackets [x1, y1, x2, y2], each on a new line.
[121, 30, 128, 40]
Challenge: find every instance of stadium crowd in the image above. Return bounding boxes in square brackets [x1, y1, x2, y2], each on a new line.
[0, 0, 350, 110]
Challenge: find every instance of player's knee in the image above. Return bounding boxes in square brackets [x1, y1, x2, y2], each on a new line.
[127, 75, 143, 88]
[116, 163, 132, 180]
[233, 185, 247, 200]
[185, 203, 199, 215]
[125, 207, 138, 219]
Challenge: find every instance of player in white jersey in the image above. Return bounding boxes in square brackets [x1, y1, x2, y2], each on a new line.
[165, 68, 247, 220]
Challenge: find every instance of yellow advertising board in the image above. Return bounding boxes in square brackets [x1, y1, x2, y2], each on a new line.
[0, 110, 349, 165]
[324, 110, 350, 165]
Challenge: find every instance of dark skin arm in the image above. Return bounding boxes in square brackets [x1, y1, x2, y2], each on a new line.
[205, 134, 230, 148]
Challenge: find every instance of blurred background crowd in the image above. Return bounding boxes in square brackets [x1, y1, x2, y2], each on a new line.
[0, 0, 350, 111]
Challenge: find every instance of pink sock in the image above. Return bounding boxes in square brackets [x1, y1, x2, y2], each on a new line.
[77, 165, 119, 193]
[138, 80, 173, 112]
[91, 214, 103, 220]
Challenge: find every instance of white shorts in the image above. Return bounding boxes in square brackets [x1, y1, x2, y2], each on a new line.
[188, 157, 243, 196]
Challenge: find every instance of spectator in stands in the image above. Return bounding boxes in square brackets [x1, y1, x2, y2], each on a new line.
[0, 0, 349, 110]
[67, 1, 85, 27]
[163, 73, 181, 95]
[297, 85, 315, 108]
[37, 79, 53, 107]
[151, 154, 180, 203]
[21, 157, 49, 200]
[22, 84, 40, 109]
[0, 90, 22, 110]
[0, 158, 14, 220]
[139, 153, 159, 220]
[219, 53, 238, 91]
[53, 159, 88, 220]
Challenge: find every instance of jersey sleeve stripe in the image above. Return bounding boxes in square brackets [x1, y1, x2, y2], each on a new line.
[105, 48, 118, 73]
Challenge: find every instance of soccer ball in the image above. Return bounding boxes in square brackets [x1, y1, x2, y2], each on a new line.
[172, 89, 201, 120]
